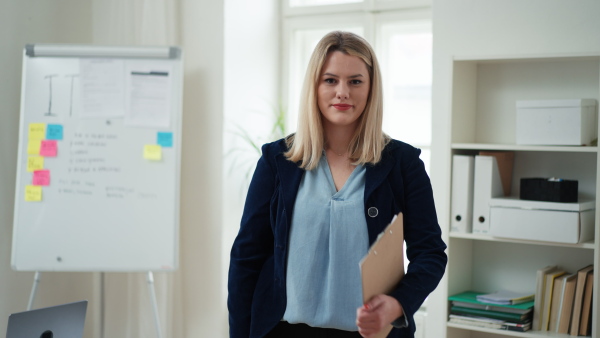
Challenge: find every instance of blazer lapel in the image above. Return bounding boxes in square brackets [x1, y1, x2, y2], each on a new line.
[365, 144, 396, 202]
[274, 152, 303, 230]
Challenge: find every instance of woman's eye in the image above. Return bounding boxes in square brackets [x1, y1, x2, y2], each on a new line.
[351, 79, 362, 85]
[324, 78, 336, 84]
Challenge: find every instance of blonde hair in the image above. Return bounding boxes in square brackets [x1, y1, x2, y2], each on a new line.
[285, 31, 389, 170]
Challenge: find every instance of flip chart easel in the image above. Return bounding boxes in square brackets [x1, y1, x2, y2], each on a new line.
[13, 44, 184, 338]
[26, 271, 164, 338]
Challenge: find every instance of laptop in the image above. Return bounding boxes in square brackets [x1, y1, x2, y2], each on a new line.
[6, 300, 87, 338]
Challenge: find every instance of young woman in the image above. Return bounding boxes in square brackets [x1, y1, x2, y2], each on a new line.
[228, 31, 447, 338]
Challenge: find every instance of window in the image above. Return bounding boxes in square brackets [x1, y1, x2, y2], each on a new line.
[290, 0, 362, 7]
[377, 18, 432, 171]
[282, 2, 433, 171]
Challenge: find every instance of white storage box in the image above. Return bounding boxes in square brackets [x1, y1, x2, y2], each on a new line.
[489, 197, 595, 244]
[516, 99, 597, 145]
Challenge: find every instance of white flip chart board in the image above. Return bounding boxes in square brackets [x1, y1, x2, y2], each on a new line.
[11, 44, 183, 272]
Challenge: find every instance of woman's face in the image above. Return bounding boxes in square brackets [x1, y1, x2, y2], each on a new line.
[317, 51, 370, 131]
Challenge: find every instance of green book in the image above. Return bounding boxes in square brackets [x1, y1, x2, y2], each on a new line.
[449, 291, 534, 313]
[450, 306, 533, 323]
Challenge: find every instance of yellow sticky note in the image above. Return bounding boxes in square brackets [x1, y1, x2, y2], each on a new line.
[29, 123, 46, 140]
[25, 185, 42, 201]
[27, 139, 41, 155]
[144, 145, 162, 161]
[27, 156, 44, 172]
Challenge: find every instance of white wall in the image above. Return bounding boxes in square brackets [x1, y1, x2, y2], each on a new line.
[429, 1, 600, 338]
[222, 0, 280, 305]
[178, 0, 280, 334]
[0, 1, 100, 337]
[178, 0, 227, 336]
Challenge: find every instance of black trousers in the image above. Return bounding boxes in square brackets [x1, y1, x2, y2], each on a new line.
[265, 321, 363, 338]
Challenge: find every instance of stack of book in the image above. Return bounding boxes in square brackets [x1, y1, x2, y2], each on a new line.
[476, 290, 534, 305]
[448, 291, 534, 332]
[534, 264, 594, 336]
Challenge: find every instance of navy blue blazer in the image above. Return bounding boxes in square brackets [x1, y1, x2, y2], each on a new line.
[228, 138, 447, 338]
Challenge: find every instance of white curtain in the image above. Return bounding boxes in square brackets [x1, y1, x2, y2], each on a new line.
[91, 1, 183, 337]
[92, 0, 178, 46]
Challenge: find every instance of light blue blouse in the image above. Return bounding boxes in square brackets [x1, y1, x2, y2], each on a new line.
[282, 154, 369, 331]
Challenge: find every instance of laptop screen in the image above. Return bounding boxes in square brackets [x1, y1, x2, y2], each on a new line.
[6, 300, 87, 338]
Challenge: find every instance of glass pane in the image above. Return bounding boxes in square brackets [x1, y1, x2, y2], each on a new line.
[378, 21, 432, 154]
[289, 0, 362, 7]
[286, 26, 364, 132]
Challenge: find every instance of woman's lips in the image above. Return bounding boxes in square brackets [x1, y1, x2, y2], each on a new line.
[332, 104, 352, 111]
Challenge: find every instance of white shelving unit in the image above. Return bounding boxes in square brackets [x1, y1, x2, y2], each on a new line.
[444, 53, 600, 338]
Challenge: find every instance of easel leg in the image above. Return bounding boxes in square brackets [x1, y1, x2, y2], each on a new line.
[146, 271, 163, 338]
[27, 271, 41, 310]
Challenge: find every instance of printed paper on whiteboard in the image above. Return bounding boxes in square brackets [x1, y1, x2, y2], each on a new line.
[124, 63, 172, 128]
[79, 59, 126, 118]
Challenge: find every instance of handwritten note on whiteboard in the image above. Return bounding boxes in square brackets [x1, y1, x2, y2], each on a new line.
[27, 156, 44, 172]
[157, 132, 173, 147]
[25, 185, 42, 202]
[29, 123, 46, 140]
[46, 124, 64, 140]
[40, 140, 58, 157]
[144, 145, 162, 161]
[27, 140, 41, 155]
[33, 170, 50, 186]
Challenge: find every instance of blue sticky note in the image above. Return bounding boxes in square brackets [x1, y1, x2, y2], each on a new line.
[46, 124, 63, 140]
[157, 132, 173, 147]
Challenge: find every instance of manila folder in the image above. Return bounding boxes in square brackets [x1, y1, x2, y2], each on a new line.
[359, 213, 405, 338]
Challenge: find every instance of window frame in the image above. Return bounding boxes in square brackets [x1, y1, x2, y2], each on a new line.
[281, 4, 433, 149]
[282, 0, 432, 17]
[374, 8, 432, 153]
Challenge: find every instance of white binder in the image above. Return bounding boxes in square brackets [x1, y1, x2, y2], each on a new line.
[472, 155, 504, 234]
[450, 155, 475, 233]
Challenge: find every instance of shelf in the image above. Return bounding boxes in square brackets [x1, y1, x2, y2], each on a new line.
[447, 322, 574, 337]
[452, 143, 598, 153]
[441, 51, 600, 338]
[453, 53, 600, 63]
[448, 232, 595, 250]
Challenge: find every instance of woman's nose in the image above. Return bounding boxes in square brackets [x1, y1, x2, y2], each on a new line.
[336, 83, 349, 100]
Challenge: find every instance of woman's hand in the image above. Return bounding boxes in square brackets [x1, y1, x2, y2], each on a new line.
[356, 294, 403, 338]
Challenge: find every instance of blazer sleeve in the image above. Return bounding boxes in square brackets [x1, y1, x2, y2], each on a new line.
[227, 145, 277, 338]
[388, 146, 447, 320]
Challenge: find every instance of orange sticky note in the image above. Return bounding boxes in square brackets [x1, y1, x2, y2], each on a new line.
[25, 185, 42, 201]
[144, 145, 162, 161]
[29, 123, 46, 140]
[27, 140, 41, 155]
[32, 170, 50, 186]
[27, 156, 44, 172]
[40, 140, 58, 157]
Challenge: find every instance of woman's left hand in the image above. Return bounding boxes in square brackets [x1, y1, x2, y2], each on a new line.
[356, 294, 403, 338]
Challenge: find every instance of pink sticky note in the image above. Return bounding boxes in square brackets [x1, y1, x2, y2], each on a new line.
[33, 170, 50, 186]
[40, 140, 58, 157]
